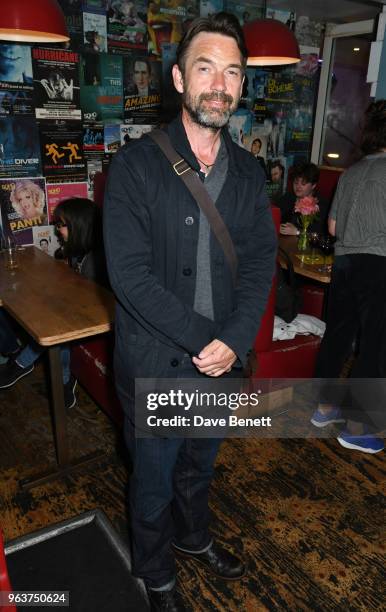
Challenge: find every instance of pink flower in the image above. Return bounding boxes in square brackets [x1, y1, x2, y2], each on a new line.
[294, 196, 319, 216]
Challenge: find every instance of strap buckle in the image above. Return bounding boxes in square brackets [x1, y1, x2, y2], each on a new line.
[173, 159, 190, 176]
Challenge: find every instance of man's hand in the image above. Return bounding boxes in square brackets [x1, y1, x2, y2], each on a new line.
[280, 222, 298, 236]
[192, 339, 237, 377]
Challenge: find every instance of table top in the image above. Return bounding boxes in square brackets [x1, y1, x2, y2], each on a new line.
[278, 235, 332, 284]
[0, 246, 115, 346]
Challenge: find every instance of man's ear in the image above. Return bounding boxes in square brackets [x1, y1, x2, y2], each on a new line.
[172, 64, 184, 94]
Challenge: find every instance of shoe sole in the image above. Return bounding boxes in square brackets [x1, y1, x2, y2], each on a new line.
[337, 437, 384, 454]
[0, 365, 34, 389]
[173, 547, 246, 581]
[310, 417, 346, 428]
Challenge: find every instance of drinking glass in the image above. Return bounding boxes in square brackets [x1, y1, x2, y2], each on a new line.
[307, 231, 320, 263]
[318, 235, 334, 272]
[2, 235, 18, 270]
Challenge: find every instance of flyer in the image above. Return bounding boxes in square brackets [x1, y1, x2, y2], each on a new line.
[40, 121, 86, 182]
[0, 177, 47, 245]
[46, 181, 88, 219]
[32, 47, 81, 121]
[83, 11, 108, 53]
[106, 0, 148, 52]
[124, 55, 161, 123]
[32, 225, 61, 257]
[80, 53, 123, 123]
[0, 116, 42, 178]
[0, 44, 34, 117]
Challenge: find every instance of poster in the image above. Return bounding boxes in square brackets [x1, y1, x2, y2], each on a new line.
[161, 42, 180, 117]
[80, 53, 123, 123]
[124, 55, 161, 123]
[32, 47, 81, 121]
[46, 181, 88, 218]
[200, 0, 223, 17]
[0, 116, 41, 178]
[0, 44, 34, 117]
[57, 0, 83, 50]
[120, 123, 153, 144]
[83, 123, 105, 151]
[0, 177, 47, 245]
[147, 1, 183, 56]
[83, 12, 108, 53]
[32, 225, 61, 257]
[106, 0, 148, 52]
[104, 124, 121, 152]
[224, 0, 264, 25]
[39, 121, 86, 182]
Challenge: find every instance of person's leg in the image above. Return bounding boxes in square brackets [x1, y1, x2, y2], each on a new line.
[0, 310, 20, 356]
[118, 377, 184, 590]
[60, 346, 71, 384]
[172, 437, 222, 551]
[312, 256, 359, 424]
[16, 342, 43, 369]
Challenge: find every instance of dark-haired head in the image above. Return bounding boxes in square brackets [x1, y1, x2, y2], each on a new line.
[54, 197, 102, 258]
[361, 99, 386, 155]
[292, 162, 320, 185]
[176, 12, 248, 77]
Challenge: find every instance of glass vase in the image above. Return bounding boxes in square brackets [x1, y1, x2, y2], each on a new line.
[297, 227, 309, 252]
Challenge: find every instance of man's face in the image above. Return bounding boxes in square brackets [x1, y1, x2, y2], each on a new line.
[271, 166, 282, 183]
[50, 75, 65, 94]
[134, 61, 150, 90]
[173, 32, 244, 129]
[293, 177, 315, 199]
[251, 140, 261, 156]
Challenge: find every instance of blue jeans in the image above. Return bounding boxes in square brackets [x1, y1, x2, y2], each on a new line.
[17, 342, 71, 384]
[118, 354, 242, 590]
[0, 310, 19, 355]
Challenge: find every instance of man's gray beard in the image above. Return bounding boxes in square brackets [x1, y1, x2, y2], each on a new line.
[182, 90, 237, 129]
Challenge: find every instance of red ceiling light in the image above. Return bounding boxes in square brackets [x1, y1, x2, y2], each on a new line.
[243, 19, 301, 66]
[0, 0, 69, 43]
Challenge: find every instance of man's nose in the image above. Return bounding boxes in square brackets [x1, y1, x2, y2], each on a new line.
[211, 70, 226, 92]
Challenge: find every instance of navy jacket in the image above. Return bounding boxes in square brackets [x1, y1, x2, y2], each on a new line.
[104, 115, 277, 386]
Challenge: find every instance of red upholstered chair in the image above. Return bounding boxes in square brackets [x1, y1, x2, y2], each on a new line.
[0, 529, 16, 612]
[252, 205, 322, 379]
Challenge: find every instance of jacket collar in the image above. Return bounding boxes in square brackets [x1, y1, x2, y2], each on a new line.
[166, 112, 252, 178]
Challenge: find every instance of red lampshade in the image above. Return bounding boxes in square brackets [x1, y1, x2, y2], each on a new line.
[243, 19, 300, 66]
[0, 0, 69, 43]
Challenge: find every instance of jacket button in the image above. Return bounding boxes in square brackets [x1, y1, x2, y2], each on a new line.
[170, 358, 179, 367]
[183, 267, 192, 276]
[185, 216, 194, 225]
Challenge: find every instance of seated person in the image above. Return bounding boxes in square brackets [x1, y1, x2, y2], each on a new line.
[278, 162, 330, 236]
[0, 198, 109, 409]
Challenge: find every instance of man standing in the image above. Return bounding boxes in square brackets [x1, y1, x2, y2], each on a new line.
[104, 12, 276, 611]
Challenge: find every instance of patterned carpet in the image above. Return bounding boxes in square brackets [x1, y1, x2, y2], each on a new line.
[0, 363, 384, 611]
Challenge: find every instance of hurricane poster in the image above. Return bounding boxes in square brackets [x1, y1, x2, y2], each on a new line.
[32, 47, 81, 121]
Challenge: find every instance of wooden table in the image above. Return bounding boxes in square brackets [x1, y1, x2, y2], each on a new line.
[0, 246, 115, 488]
[278, 235, 332, 284]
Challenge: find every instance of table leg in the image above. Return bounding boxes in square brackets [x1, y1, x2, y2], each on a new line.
[48, 346, 69, 466]
[19, 347, 105, 490]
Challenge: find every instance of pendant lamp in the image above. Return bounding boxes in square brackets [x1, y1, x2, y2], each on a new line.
[243, 19, 300, 66]
[0, 0, 69, 43]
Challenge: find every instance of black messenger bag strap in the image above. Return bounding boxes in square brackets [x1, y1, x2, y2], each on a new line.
[148, 129, 238, 286]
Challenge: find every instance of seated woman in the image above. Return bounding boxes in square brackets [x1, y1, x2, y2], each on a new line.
[278, 162, 330, 236]
[0, 198, 108, 409]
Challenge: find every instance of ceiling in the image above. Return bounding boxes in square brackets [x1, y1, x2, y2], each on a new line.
[267, 0, 385, 23]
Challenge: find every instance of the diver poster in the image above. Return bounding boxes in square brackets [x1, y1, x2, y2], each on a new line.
[0, 177, 47, 245]
[123, 54, 161, 123]
[39, 121, 86, 183]
[32, 47, 81, 121]
[0, 116, 42, 178]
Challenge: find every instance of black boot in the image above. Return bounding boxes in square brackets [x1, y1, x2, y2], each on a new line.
[147, 585, 187, 611]
[172, 540, 246, 580]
